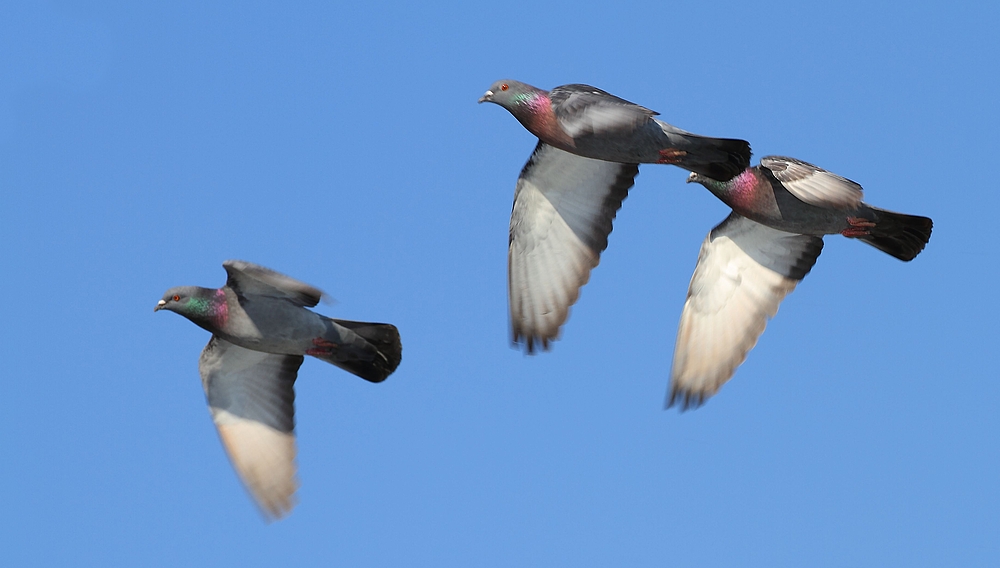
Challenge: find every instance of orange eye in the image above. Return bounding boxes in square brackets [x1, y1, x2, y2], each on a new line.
[500, 83, 509, 91]
[172, 295, 180, 301]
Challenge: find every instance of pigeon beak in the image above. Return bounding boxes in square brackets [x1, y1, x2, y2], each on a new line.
[478, 90, 494, 104]
[154, 299, 166, 312]
[685, 172, 698, 184]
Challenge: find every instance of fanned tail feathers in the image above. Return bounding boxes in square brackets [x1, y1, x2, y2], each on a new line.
[858, 208, 933, 261]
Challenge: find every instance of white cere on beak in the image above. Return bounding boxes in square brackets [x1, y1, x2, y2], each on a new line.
[478, 90, 494, 103]
[155, 299, 166, 311]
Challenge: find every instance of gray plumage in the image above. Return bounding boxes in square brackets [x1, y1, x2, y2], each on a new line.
[688, 156, 933, 261]
[480, 79, 750, 353]
[668, 214, 823, 410]
[507, 142, 637, 352]
[156, 260, 402, 519]
[670, 157, 932, 409]
[480, 79, 751, 181]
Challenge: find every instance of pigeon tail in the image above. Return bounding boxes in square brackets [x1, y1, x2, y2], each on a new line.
[855, 207, 933, 262]
[313, 319, 402, 383]
[673, 133, 752, 182]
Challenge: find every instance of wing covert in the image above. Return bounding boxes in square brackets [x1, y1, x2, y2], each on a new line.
[760, 156, 863, 210]
[550, 84, 658, 139]
[223, 260, 325, 307]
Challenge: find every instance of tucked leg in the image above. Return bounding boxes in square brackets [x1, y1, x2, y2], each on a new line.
[656, 148, 688, 164]
[841, 216, 877, 238]
[306, 337, 339, 356]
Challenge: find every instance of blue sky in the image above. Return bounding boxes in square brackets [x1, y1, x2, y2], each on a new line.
[2, 1, 997, 566]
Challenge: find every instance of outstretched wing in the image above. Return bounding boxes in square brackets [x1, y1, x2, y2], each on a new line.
[550, 84, 658, 139]
[223, 260, 326, 307]
[668, 213, 824, 410]
[760, 156, 864, 210]
[199, 336, 303, 520]
[508, 142, 638, 353]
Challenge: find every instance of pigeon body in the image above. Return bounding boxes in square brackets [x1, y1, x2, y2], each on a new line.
[480, 80, 752, 181]
[480, 79, 751, 352]
[688, 156, 933, 261]
[670, 157, 932, 409]
[158, 284, 328, 355]
[156, 260, 401, 519]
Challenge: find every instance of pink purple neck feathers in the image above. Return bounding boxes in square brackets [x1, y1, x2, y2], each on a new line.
[722, 169, 763, 210]
[211, 289, 229, 327]
[515, 93, 576, 149]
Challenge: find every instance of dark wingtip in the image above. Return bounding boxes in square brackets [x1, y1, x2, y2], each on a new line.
[665, 386, 708, 412]
[511, 332, 552, 355]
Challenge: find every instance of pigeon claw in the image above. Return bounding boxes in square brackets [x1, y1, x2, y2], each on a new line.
[656, 148, 687, 164]
[841, 217, 877, 238]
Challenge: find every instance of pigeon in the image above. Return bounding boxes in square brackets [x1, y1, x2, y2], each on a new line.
[155, 260, 402, 519]
[480, 79, 752, 353]
[479, 80, 751, 181]
[669, 157, 932, 409]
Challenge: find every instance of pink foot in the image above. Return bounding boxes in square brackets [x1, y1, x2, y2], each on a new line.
[841, 216, 877, 237]
[656, 148, 687, 164]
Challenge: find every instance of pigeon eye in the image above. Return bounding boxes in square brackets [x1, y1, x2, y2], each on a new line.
[172, 295, 180, 302]
[500, 84, 509, 91]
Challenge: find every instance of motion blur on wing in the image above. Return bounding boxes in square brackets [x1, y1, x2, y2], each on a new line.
[156, 260, 401, 519]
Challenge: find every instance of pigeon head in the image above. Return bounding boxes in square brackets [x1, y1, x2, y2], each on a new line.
[155, 286, 227, 327]
[478, 79, 545, 111]
[686, 171, 729, 190]
[156, 286, 205, 313]
[686, 172, 702, 184]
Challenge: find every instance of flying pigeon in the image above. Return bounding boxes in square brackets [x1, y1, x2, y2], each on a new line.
[480, 79, 752, 352]
[155, 260, 402, 519]
[479, 80, 751, 181]
[670, 156, 932, 409]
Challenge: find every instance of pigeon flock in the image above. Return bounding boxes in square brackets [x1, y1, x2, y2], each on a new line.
[478, 79, 931, 406]
[157, 79, 932, 519]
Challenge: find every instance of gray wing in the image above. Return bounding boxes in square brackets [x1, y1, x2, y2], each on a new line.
[223, 260, 325, 307]
[509, 142, 638, 353]
[550, 84, 658, 139]
[199, 335, 303, 520]
[668, 213, 824, 410]
[760, 156, 864, 210]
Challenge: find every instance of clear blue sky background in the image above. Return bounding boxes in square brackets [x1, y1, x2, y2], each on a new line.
[2, 1, 997, 566]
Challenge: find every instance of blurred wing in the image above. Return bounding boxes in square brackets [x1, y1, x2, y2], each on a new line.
[760, 156, 863, 210]
[668, 213, 824, 409]
[509, 142, 638, 352]
[223, 260, 326, 307]
[550, 84, 658, 139]
[199, 336, 303, 520]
